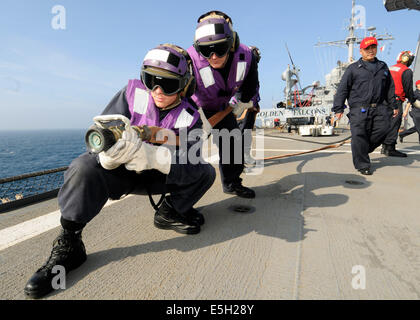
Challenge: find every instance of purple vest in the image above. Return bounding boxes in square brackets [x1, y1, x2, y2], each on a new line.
[125, 79, 200, 134]
[187, 44, 252, 111]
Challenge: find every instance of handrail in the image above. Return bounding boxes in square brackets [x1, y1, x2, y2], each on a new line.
[0, 167, 68, 184]
[0, 167, 68, 213]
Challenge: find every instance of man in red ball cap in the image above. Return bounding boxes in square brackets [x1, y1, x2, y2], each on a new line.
[333, 37, 399, 175]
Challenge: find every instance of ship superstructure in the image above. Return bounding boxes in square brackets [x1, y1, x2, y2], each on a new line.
[257, 0, 394, 132]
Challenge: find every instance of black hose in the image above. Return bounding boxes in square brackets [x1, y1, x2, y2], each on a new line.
[263, 133, 352, 145]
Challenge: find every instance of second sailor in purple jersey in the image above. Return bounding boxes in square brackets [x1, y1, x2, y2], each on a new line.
[187, 11, 260, 198]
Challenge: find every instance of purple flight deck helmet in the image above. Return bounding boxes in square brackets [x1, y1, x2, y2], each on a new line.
[193, 12, 236, 58]
[141, 44, 192, 96]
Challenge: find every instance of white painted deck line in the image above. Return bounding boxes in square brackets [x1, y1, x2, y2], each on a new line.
[1, 143, 418, 252]
[0, 197, 131, 251]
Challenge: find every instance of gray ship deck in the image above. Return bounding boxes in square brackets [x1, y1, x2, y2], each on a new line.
[1, 129, 420, 300]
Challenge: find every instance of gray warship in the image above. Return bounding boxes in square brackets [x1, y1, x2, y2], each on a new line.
[1, 0, 420, 302]
[257, 0, 396, 132]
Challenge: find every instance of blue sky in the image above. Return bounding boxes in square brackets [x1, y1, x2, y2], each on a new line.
[0, 0, 419, 130]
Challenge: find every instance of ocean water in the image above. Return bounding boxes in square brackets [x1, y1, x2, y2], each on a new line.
[0, 129, 86, 179]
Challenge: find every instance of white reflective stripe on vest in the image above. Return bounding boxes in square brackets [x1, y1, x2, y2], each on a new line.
[389, 66, 401, 72]
[133, 88, 149, 114]
[174, 108, 194, 128]
[199, 66, 215, 88]
[236, 61, 247, 82]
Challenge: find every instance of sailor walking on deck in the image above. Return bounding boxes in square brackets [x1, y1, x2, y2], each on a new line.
[333, 37, 399, 175]
[187, 11, 259, 198]
[381, 50, 416, 157]
[399, 80, 420, 143]
[23, 44, 216, 299]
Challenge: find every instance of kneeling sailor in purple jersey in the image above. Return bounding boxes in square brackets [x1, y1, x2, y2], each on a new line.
[23, 44, 216, 299]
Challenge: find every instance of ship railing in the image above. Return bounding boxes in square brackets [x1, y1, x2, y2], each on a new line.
[0, 167, 68, 213]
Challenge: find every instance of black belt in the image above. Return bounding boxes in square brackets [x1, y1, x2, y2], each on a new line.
[352, 103, 379, 108]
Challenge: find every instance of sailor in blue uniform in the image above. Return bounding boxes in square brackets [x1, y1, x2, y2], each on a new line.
[24, 44, 216, 299]
[333, 37, 399, 175]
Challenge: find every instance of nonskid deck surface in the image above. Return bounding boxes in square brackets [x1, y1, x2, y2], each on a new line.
[1, 130, 420, 300]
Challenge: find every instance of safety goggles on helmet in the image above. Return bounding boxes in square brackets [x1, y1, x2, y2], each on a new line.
[142, 45, 189, 78]
[196, 39, 232, 59]
[397, 51, 415, 67]
[141, 70, 186, 96]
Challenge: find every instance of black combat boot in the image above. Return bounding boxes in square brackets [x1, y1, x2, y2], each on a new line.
[24, 228, 87, 299]
[183, 207, 205, 226]
[223, 182, 256, 199]
[154, 198, 200, 234]
[382, 144, 407, 157]
[358, 167, 373, 175]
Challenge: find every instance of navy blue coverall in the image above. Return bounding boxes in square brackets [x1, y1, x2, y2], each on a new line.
[333, 58, 398, 170]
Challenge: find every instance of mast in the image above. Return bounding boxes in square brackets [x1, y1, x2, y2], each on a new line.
[315, 0, 394, 62]
[347, 0, 356, 62]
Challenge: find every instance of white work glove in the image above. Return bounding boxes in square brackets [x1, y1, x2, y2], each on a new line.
[98, 126, 142, 170]
[414, 100, 420, 109]
[197, 107, 212, 141]
[125, 143, 172, 174]
[231, 100, 254, 117]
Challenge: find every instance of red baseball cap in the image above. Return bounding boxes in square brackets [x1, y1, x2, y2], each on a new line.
[360, 37, 378, 49]
[416, 80, 420, 87]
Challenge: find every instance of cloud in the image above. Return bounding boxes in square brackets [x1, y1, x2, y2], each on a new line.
[0, 61, 26, 71]
[2, 37, 124, 91]
[9, 48, 25, 57]
[0, 76, 21, 93]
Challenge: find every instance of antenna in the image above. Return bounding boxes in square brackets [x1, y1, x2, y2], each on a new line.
[314, 0, 394, 62]
[285, 43, 302, 92]
[285, 43, 295, 68]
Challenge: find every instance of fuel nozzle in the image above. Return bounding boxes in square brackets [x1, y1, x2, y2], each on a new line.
[85, 125, 119, 154]
[85, 115, 152, 154]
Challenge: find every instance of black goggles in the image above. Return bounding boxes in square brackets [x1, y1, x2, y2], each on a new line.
[141, 71, 184, 95]
[197, 40, 231, 59]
